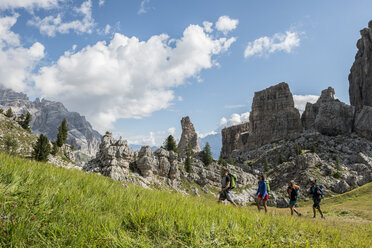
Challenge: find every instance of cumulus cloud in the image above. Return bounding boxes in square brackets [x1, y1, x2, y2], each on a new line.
[244, 31, 300, 58]
[293, 94, 319, 113]
[28, 0, 95, 37]
[198, 130, 217, 139]
[98, 0, 105, 7]
[32, 20, 236, 132]
[215, 16, 239, 35]
[219, 112, 250, 129]
[0, 0, 66, 10]
[0, 15, 45, 92]
[224, 104, 245, 109]
[203, 21, 213, 33]
[138, 0, 150, 15]
[168, 127, 176, 136]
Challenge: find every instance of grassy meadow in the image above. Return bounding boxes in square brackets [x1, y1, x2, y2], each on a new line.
[0, 152, 371, 247]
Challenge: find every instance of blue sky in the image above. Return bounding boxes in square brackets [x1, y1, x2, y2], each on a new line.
[1, 0, 372, 146]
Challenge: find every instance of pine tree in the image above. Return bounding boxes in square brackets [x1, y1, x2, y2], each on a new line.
[33, 134, 51, 161]
[51, 141, 59, 156]
[201, 142, 213, 166]
[56, 118, 68, 147]
[70, 140, 75, 151]
[21, 112, 31, 131]
[5, 108, 13, 118]
[164, 135, 178, 153]
[184, 142, 193, 173]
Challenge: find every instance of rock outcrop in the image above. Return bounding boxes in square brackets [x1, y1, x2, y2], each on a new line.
[354, 106, 372, 140]
[246, 82, 302, 150]
[221, 122, 250, 158]
[178, 116, 200, 156]
[302, 87, 355, 136]
[0, 88, 101, 157]
[349, 20, 372, 110]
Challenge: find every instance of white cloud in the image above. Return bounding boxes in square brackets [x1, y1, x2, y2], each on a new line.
[224, 104, 245, 109]
[219, 112, 250, 129]
[168, 127, 176, 136]
[28, 0, 95, 37]
[177, 96, 183, 101]
[32, 19, 236, 132]
[0, 0, 66, 10]
[98, 0, 105, 7]
[215, 16, 239, 35]
[244, 31, 300, 58]
[198, 130, 217, 139]
[0, 15, 45, 92]
[138, 0, 150, 15]
[203, 21, 213, 33]
[128, 131, 156, 146]
[293, 94, 319, 114]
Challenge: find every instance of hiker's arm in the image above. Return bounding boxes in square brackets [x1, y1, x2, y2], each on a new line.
[223, 181, 230, 191]
[317, 190, 321, 195]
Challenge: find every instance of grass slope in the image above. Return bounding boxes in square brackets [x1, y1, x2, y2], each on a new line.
[0, 153, 371, 247]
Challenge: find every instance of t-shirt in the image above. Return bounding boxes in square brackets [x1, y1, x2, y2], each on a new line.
[288, 187, 297, 201]
[310, 187, 321, 199]
[221, 175, 231, 191]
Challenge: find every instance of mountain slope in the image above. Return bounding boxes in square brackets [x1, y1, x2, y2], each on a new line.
[0, 88, 101, 156]
[199, 132, 222, 158]
[0, 153, 371, 247]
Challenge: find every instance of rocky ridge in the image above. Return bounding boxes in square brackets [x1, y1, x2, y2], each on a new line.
[0, 88, 102, 157]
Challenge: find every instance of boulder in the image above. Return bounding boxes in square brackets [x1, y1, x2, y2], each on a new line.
[137, 146, 158, 178]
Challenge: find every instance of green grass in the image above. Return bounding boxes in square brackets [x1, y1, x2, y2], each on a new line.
[0, 153, 371, 247]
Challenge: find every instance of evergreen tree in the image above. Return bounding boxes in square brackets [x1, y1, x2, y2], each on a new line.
[33, 134, 51, 161]
[5, 108, 13, 118]
[184, 142, 193, 173]
[21, 112, 31, 132]
[70, 140, 75, 151]
[51, 141, 59, 156]
[218, 151, 225, 165]
[4, 136, 18, 155]
[201, 142, 213, 166]
[56, 118, 68, 147]
[227, 156, 235, 166]
[164, 135, 178, 153]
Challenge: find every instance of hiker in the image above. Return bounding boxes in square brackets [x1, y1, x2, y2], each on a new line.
[308, 180, 325, 219]
[218, 168, 237, 206]
[287, 181, 302, 217]
[256, 174, 268, 213]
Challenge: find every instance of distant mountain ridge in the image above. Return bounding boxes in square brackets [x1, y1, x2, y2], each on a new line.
[0, 88, 102, 156]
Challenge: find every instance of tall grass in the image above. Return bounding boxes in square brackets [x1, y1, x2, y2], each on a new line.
[0, 152, 371, 247]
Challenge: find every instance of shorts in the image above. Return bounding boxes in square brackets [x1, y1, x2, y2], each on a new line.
[313, 198, 321, 209]
[258, 194, 268, 201]
[289, 200, 297, 206]
[219, 190, 234, 202]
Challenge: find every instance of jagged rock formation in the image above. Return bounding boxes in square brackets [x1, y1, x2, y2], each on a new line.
[349, 20, 372, 110]
[246, 82, 302, 150]
[0, 88, 101, 156]
[221, 122, 250, 158]
[302, 87, 355, 136]
[178, 116, 200, 156]
[354, 106, 372, 140]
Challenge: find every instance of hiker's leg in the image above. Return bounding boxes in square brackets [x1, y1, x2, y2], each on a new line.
[230, 200, 237, 207]
[290, 205, 294, 215]
[256, 198, 261, 211]
[312, 206, 316, 217]
[263, 200, 268, 213]
[318, 208, 324, 217]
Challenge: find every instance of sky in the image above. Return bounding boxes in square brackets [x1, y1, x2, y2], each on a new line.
[1, 0, 372, 146]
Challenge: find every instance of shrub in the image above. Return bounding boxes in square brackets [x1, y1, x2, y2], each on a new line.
[264, 158, 269, 172]
[4, 136, 18, 155]
[278, 153, 285, 164]
[5, 108, 13, 118]
[311, 145, 317, 153]
[295, 145, 302, 155]
[335, 157, 341, 171]
[227, 156, 235, 166]
[333, 171, 342, 179]
[33, 134, 51, 161]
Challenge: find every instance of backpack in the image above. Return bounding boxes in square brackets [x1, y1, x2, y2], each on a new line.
[265, 180, 270, 194]
[229, 173, 237, 190]
[294, 185, 301, 199]
[316, 184, 325, 197]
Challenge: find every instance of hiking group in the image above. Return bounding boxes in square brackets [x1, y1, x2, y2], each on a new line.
[218, 168, 325, 218]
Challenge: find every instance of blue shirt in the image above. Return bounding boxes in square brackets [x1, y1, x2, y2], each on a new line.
[256, 181, 268, 197]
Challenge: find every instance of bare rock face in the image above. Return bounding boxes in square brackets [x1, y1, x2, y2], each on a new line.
[221, 122, 250, 158]
[246, 82, 302, 150]
[0, 88, 101, 157]
[178, 116, 200, 156]
[137, 146, 158, 178]
[354, 106, 372, 140]
[349, 20, 372, 110]
[302, 87, 355, 136]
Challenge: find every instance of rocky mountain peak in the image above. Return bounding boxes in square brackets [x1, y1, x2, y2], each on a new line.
[349, 20, 372, 110]
[178, 116, 200, 156]
[318, 87, 335, 103]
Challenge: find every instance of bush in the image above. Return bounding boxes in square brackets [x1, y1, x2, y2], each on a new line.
[264, 158, 269, 172]
[333, 171, 342, 179]
[5, 108, 13, 118]
[295, 146, 302, 155]
[227, 156, 235, 166]
[4, 136, 18, 155]
[335, 157, 341, 171]
[311, 145, 317, 153]
[33, 134, 51, 161]
[278, 153, 285, 164]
